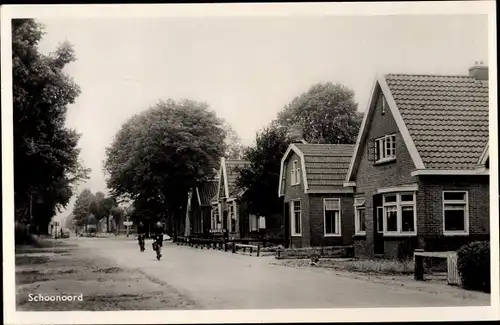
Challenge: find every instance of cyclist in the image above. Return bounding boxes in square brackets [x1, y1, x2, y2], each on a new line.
[137, 221, 146, 252]
[152, 221, 164, 258]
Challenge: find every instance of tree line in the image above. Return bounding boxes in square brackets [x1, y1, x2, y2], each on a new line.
[14, 18, 362, 241]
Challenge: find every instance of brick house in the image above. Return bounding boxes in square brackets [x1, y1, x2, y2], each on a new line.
[344, 64, 490, 259]
[210, 158, 252, 239]
[185, 180, 218, 236]
[278, 142, 355, 248]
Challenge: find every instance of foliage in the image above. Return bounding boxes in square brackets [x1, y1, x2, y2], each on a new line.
[223, 122, 247, 159]
[276, 82, 362, 144]
[104, 99, 228, 237]
[12, 19, 89, 232]
[72, 189, 95, 228]
[236, 125, 290, 218]
[457, 241, 490, 292]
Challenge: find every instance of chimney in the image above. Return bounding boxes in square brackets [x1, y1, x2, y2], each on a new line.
[288, 123, 307, 144]
[469, 61, 488, 80]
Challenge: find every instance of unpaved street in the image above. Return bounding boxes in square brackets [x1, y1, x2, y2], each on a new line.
[16, 236, 490, 311]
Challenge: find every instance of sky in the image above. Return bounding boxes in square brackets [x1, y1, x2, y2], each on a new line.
[35, 14, 489, 221]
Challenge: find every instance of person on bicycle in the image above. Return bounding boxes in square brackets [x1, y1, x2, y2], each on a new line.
[137, 221, 146, 251]
[152, 221, 164, 258]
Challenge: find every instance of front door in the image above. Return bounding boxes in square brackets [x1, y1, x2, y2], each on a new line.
[373, 194, 384, 255]
[284, 202, 290, 248]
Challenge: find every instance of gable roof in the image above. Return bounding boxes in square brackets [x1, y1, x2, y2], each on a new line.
[279, 143, 355, 196]
[347, 72, 489, 180]
[217, 158, 251, 199]
[196, 180, 218, 206]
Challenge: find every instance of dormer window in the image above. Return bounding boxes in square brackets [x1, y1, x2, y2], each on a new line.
[291, 160, 301, 185]
[375, 134, 396, 163]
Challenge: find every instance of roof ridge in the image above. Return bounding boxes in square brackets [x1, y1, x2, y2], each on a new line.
[386, 73, 473, 78]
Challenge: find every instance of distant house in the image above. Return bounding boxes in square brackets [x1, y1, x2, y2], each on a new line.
[344, 63, 490, 259]
[278, 141, 355, 248]
[211, 158, 252, 238]
[185, 180, 218, 236]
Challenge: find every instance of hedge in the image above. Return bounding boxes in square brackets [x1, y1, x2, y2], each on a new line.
[457, 241, 490, 293]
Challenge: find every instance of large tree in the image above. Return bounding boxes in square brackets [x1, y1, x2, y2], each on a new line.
[236, 125, 290, 220]
[89, 191, 116, 232]
[72, 189, 95, 230]
[12, 19, 89, 233]
[276, 82, 362, 144]
[104, 99, 228, 239]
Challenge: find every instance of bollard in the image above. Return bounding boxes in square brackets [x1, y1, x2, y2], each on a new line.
[414, 250, 425, 281]
[257, 243, 260, 257]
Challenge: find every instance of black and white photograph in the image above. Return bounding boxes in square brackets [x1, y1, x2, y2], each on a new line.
[2, 2, 499, 324]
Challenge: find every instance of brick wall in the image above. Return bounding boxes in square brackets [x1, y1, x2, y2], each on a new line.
[283, 151, 310, 248]
[309, 194, 354, 247]
[417, 175, 490, 251]
[352, 90, 418, 258]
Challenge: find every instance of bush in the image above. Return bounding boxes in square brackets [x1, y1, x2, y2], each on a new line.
[457, 241, 490, 292]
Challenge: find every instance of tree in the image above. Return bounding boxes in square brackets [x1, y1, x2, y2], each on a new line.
[236, 124, 290, 220]
[72, 189, 95, 230]
[12, 19, 89, 233]
[276, 82, 362, 144]
[89, 191, 116, 232]
[104, 99, 228, 239]
[224, 122, 247, 159]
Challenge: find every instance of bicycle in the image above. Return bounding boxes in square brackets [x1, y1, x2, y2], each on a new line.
[138, 234, 145, 252]
[152, 235, 163, 260]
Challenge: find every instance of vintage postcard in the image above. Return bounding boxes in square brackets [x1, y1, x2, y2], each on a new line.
[2, 1, 499, 324]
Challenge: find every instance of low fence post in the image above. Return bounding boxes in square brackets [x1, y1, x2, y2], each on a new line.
[414, 249, 425, 281]
[232, 242, 236, 253]
[257, 242, 260, 257]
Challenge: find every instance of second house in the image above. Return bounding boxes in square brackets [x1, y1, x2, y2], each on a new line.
[278, 141, 355, 248]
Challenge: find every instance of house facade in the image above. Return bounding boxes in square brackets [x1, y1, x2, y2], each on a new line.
[211, 158, 252, 239]
[344, 64, 490, 259]
[278, 142, 355, 248]
[185, 180, 218, 236]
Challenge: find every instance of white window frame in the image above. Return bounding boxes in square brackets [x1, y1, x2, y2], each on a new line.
[290, 199, 302, 236]
[354, 197, 366, 235]
[382, 192, 417, 236]
[442, 191, 469, 236]
[291, 160, 300, 185]
[324, 198, 342, 237]
[249, 214, 258, 232]
[375, 134, 396, 163]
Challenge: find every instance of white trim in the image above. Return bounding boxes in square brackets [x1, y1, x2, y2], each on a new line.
[221, 158, 229, 198]
[195, 187, 202, 207]
[354, 197, 366, 236]
[345, 77, 379, 182]
[278, 144, 309, 196]
[345, 75, 426, 182]
[378, 76, 425, 169]
[411, 169, 490, 176]
[343, 181, 356, 187]
[478, 141, 489, 165]
[290, 199, 302, 237]
[376, 184, 419, 194]
[323, 198, 342, 237]
[442, 190, 469, 236]
[308, 188, 354, 194]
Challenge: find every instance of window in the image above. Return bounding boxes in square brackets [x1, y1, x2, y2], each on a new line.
[375, 134, 396, 162]
[382, 192, 416, 235]
[443, 191, 469, 235]
[249, 214, 258, 232]
[324, 198, 341, 236]
[291, 200, 302, 236]
[291, 160, 300, 185]
[354, 197, 366, 235]
[259, 216, 266, 229]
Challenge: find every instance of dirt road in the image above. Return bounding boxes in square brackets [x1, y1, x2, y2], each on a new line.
[16, 236, 490, 310]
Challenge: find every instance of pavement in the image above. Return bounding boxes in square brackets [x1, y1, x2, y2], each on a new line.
[66, 236, 490, 309]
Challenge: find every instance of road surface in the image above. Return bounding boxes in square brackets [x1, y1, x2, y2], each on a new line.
[68, 236, 489, 309]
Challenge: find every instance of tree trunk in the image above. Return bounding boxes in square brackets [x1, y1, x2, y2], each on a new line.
[106, 215, 110, 233]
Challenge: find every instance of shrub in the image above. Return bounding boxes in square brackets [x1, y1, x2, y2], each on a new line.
[457, 241, 490, 293]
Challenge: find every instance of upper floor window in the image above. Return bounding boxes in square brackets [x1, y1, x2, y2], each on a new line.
[375, 134, 396, 163]
[443, 191, 469, 235]
[291, 160, 301, 185]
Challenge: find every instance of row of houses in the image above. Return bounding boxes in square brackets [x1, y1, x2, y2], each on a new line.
[186, 63, 490, 260]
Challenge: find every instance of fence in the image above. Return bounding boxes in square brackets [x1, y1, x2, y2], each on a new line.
[414, 250, 461, 285]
